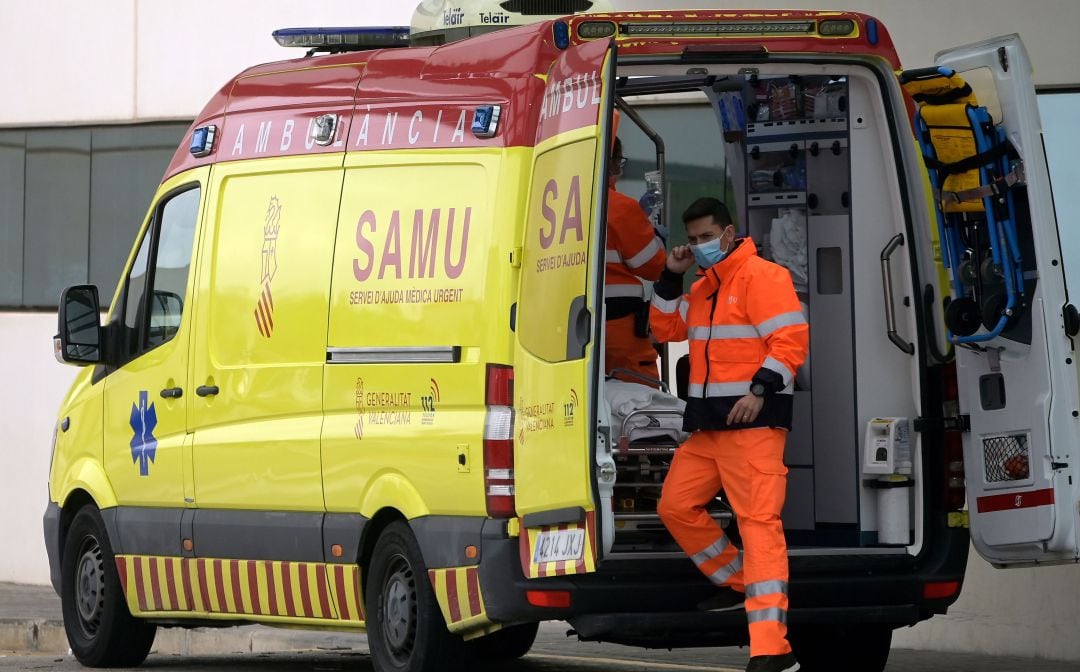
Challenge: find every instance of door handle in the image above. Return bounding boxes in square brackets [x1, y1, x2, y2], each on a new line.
[880, 233, 916, 355]
[159, 387, 183, 399]
[196, 385, 220, 397]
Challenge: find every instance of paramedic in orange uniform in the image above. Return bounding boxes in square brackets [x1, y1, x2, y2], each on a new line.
[652, 198, 808, 672]
[605, 137, 667, 382]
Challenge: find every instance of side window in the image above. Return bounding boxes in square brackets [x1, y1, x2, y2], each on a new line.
[118, 230, 152, 359]
[114, 185, 201, 362]
[146, 188, 200, 348]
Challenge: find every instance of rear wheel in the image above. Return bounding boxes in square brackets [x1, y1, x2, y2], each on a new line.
[467, 622, 539, 660]
[365, 521, 466, 672]
[61, 505, 156, 667]
[789, 624, 892, 672]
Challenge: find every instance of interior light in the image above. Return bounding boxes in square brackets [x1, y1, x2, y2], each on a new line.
[272, 26, 411, 50]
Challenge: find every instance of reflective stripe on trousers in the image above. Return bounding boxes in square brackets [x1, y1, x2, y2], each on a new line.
[657, 428, 792, 657]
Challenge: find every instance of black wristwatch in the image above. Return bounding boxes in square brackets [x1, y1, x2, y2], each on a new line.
[750, 381, 767, 398]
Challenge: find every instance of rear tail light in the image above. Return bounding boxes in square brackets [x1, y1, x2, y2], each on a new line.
[923, 580, 960, 600]
[526, 589, 572, 608]
[484, 364, 516, 518]
[942, 364, 966, 512]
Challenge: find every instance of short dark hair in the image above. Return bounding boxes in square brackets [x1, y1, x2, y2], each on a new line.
[682, 197, 733, 228]
[611, 136, 623, 159]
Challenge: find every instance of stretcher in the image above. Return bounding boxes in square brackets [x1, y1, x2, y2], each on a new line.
[900, 67, 1027, 344]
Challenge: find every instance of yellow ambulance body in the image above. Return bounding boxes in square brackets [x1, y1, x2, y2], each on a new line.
[45, 10, 1079, 672]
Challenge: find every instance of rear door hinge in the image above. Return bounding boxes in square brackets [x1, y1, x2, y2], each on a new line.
[914, 414, 970, 433]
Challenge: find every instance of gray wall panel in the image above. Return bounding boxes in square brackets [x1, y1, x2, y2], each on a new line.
[0, 131, 25, 306]
[89, 125, 186, 292]
[2, 122, 189, 309]
[809, 214, 858, 524]
[781, 467, 815, 531]
[23, 129, 91, 307]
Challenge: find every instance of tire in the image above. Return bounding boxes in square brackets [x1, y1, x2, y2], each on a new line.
[365, 521, 466, 672]
[789, 624, 892, 672]
[61, 506, 156, 667]
[467, 622, 539, 661]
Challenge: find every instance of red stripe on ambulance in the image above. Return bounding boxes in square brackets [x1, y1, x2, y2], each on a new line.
[976, 488, 1055, 513]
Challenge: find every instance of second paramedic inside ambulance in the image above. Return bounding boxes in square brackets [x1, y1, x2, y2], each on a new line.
[605, 135, 667, 382]
[654, 198, 809, 672]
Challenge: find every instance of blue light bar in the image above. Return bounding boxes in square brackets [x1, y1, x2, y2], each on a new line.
[553, 21, 571, 49]
[272, 26, 411, 50]
[189, 125, 216, 158]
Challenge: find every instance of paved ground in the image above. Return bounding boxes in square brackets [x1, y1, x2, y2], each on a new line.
[3, 583, 1078, 671]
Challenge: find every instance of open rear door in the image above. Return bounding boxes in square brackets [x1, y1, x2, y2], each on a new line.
[512, 37, 614, 579]
[934, 35, 1080, 566]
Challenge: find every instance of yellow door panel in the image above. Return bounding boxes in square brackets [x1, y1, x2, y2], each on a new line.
[103, 172, 208, 508]
[190, 156, 341, 512]
[511, 39, 614, 576]
[514, 134, 600, 517]
[323, 152, 516, 517]
[49, 369, 106, 506]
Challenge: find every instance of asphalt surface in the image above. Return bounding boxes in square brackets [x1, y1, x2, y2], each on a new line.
[3, 622, 1080, 671]
[3, 583, 1078, 671]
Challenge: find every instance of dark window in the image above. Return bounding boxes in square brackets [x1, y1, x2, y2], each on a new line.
[22, 129, 91, 307]
[0, 122, 189, 309]
[113, 186, 201, 363]
[0, 131, 25, 306]
[117, 229, 152, 361]
[146, 188, 200, 349]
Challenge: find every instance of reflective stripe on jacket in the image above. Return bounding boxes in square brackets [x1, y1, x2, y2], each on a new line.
[606, 188, 666, 301]
[650, 237, 808, 432]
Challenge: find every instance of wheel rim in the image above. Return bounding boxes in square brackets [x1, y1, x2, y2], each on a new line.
[74, 536, 105, 638]
[380, 553, 417, 663]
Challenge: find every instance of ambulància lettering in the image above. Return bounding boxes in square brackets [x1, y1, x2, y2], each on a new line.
[353, 106, 470, 147]
[228, 107, 472, 158]
[538, 71, 603, 122]
[232, 117, 352, 155]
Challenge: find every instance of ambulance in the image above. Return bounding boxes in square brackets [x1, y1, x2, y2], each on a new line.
[43, 3, 1080, 672]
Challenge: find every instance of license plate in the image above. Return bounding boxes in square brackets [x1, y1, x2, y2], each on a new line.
[533, 528, 585, 564]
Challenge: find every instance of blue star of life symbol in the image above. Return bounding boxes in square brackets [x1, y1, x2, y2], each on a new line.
[129, 391, 158, 476]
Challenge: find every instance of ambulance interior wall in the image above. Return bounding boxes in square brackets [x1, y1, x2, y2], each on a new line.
[3, 0, 1080, 661]
[621, 65, 918, 546]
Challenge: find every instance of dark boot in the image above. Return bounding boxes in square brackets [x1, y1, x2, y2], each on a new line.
[745, 652, 800, 672]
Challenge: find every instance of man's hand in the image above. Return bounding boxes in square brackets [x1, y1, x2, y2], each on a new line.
[667, 245, 696, 273]
[727, 393, 764, 425]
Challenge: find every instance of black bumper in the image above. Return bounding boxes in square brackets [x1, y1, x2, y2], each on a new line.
[43, 502, 62, 596]
[477, 522, 969, 646]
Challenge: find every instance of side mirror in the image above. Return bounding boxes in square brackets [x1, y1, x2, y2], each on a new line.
[55, 285, 103, 365]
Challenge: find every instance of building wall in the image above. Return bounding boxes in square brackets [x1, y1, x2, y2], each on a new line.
[2, 0, 1079, 127]
[2, 0, 1079, 661]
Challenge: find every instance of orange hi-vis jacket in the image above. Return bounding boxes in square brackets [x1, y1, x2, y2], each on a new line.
[650, 238, 809, 432]
[605, 187, 666, 302]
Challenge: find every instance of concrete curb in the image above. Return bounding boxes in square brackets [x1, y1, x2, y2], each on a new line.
[0, 619, 366, 656]
[0, 619, 68, 654]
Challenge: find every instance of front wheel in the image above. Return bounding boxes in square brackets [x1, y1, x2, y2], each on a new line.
[61, 505, 156, 667]
[789, 624, 892, 672]
[365, 521, 466, 672]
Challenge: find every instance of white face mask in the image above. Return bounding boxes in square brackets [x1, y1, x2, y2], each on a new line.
[690, 228, 733, 268]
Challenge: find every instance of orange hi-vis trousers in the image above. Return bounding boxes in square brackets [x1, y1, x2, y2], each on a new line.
[658, 427, 791, 657]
